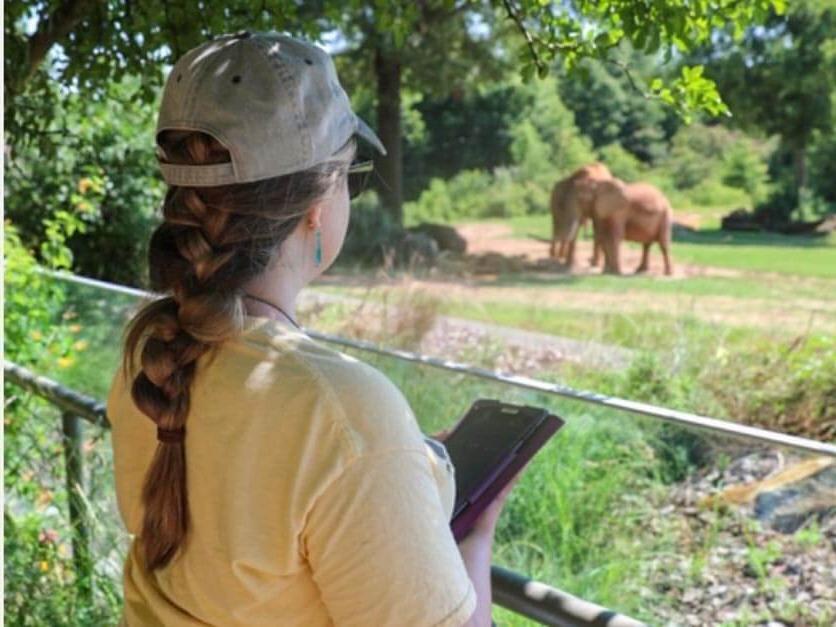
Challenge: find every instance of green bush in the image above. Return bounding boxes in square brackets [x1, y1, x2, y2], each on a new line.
[721, 142, 772, 205]
[680, 179, 752, 209]
[341, 190, 404, 264]
[662, 123, 736, 190]
[597, 143, 645, 181]
[404, 165, 548, 223]
[809, 126, 836, 204]
[3, 222, 76, 369]
[4, 505, 121, 626]
[4, 74, 162, 285]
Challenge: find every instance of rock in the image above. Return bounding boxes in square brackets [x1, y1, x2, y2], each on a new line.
[468, 252, 525, 275]
[407, 222, 467, 253]
[721, 208, 763, 232]
[395, 231, 439, 267]
[754, 466, 836, 533]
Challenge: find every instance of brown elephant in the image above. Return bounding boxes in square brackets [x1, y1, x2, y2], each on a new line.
[590, 178, 673, 275]
[550, 162, 612, 266]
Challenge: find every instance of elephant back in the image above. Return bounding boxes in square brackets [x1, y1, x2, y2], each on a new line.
[626, 182, 672, 216]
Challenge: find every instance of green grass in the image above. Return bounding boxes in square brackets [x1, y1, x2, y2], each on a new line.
[313, 287, 782, 352]
[479, 214, 836, 278]
[468, 272, 836, 302]
[673, 230, 836, 278]
[319, 271, 836, 313]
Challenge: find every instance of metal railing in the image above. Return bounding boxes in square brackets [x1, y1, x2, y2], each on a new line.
[4, 360, 644, 626]
[47, 271, 836, 457]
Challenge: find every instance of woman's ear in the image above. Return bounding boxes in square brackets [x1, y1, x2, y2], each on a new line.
[307, 204, 323, 230]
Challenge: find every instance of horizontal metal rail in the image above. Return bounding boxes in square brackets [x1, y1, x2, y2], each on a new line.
[4, 360, 109, 428]
[492, 566, 645, 627]
[46, 270, 836, 457]
[4, 360, 643, 626]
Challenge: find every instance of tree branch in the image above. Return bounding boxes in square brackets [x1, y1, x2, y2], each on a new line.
[501, 0, 545, 75]
[605, 58, 664, 104]
[25, 0, 101, 86]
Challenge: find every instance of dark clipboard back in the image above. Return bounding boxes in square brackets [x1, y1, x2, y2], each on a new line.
[444, 400, 565, 542]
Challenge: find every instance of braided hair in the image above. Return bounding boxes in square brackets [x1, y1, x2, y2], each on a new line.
[123, 129, 354, 570]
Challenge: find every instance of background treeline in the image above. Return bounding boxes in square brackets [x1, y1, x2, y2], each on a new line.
[4, 2, 834, 285]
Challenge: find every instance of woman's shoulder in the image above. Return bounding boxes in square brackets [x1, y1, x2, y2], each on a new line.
[301, 344, 425, 458]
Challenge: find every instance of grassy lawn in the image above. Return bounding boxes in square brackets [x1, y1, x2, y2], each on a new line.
[487, 214, 836, 278]
[474, 272, 836, 302]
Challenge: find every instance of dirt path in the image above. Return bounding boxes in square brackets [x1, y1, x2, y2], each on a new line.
[300, 290, 634, 371]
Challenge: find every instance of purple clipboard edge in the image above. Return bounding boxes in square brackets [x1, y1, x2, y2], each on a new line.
[451, 414, 565, 542]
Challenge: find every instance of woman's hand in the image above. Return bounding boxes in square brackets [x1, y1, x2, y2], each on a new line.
[468, 469, 523, 539]
[430, 428, 450, 442]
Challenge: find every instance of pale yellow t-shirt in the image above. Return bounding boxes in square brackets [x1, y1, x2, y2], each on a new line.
[106, 316, 476, 626]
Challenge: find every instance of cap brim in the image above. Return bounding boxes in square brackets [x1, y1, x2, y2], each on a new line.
[355, 115, 387, 156]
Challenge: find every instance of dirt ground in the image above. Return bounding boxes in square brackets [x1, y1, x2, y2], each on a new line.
[324, 222, 835, 335]
[456, 222, 741, 279]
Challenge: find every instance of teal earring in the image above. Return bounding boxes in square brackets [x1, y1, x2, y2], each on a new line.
[314, 228, 322, 267]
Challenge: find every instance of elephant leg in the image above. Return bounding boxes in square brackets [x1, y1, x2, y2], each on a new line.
[659, 239, 673, 276]
[590, 220, 602, 266]
[558, 239, 568, 260]
[566, 238, 577, 267]
[604, 220, 623, 275]
[635, 243, 650, 273]
[659, 214, 673, 276]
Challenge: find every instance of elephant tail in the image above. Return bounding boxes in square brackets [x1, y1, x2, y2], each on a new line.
[659, 200, 674, 242]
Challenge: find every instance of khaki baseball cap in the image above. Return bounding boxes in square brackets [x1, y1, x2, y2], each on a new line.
[156, 30, 385, 187]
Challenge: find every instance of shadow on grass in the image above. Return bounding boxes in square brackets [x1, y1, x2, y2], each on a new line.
[674, 229, 834, 249]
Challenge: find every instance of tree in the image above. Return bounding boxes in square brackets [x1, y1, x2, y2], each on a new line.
[6, 0, 785, 230]
[701, 0, 835, 209]
[327, 2, 508, 225]
[557, 46, 677, 164]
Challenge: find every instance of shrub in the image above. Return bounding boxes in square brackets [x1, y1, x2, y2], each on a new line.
[809, 126, 836, 204]
[721, 141, 772, 205]
[340, 190, 404, 265]
[681, 180, 752, 209]
[4, 74, 162, 285]
[597, 143, 645, 182]
[3, 221, 75, 368]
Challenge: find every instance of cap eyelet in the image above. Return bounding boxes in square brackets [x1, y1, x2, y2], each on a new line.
[176, 74, 182, 82]
[304, 58, 313, 65]
[232, 75, 241, 84]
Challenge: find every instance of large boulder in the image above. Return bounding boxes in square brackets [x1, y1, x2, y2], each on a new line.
[721, 208, 763, 232]
[395, 231, 440, 267]
[407, 222, 467, 254]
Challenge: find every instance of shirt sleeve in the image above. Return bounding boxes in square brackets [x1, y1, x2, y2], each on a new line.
[302, 449, 477, 627]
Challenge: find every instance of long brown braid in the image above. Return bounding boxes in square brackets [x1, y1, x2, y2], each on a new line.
[122, 129, 355, 570]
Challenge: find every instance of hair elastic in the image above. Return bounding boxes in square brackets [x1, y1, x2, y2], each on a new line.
[157, 426, 186, 444]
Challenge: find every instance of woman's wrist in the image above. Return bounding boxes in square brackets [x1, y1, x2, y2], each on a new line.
[458, 526, 495, 558]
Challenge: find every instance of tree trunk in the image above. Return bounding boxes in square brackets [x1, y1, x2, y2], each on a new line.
[374, 44, 403, 227]
[792, 144, 808, 220]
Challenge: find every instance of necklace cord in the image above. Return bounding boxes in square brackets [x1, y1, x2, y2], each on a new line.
[243, 293, 302, 330]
